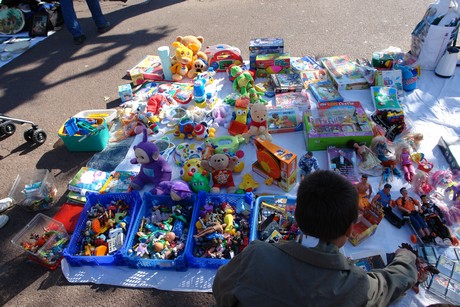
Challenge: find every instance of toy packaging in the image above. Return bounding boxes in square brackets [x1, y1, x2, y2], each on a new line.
[255, 53, 291, 77]
[269, 73, 304, 93]
[118, 84, 133, 103]
[291, 55, 322, 73]
[374, 69, 403, 97]
[348, 201, 384, 246]
[299, 68, 328, 89]
[303, 101, 374, 151]
[309, 80, 344, 103]
[320, 55, 370, 90]
[99, 171, 137, 194]
[327, 146, 359, 183]
[249, 37, 284, 70]
[126, 55, 164, 81]
[370, 86, 405, 141]
[438, 136, 460, 170]
[252, 137, 297, 192]
[67, 167, 111, 195]
[274, 91, 310, 112]
[267, 107, 303, 134]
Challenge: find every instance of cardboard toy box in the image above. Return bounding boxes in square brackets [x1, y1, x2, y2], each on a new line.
[349, 203, 384, 246]
[320, 55, 370, 90]
[249, 37, 284, 70]
[252, 137, 297, 192]
[438, 136, 460, 170]
[303, 101, 374, 151]
[255, 53, 291, 77]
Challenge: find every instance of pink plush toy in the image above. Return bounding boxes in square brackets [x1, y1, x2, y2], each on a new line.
[130, 128, 172, 190]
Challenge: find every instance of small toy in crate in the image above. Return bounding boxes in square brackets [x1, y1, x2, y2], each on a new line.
[64, 191, 141, 266]
[8, 169, 57, 211]
[123, 193, 195, 270]
[349, 201, 384, 246]
[185, 192, 255, 268]
[251, 196, 301, 243]
[11, 213, 69, 268]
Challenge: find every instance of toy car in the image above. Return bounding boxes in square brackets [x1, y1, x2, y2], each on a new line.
[0, 114, 47, 144]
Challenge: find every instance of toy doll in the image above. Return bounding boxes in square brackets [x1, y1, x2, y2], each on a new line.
[400, 132, 424, 153]
[298, 151, 320, 180]
[370, 136, 393, 162]
[413, 170, 433, 196]
[395, 142, 415, 182]
[352, 142, 383, 177]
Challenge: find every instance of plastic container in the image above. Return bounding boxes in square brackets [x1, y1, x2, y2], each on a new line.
[63, 191, 142, 266]
[184, 192, 255, 269]
[122, 192, 196, 271]
[11, 213, 69, 266]
[73, 109, 117, 126]
[249, 195, 300, 242]
[8, 169, 58, 211]
[58, 117, 109, 152]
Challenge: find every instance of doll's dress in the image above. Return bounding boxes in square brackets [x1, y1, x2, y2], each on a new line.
[357, 147, 383, 177]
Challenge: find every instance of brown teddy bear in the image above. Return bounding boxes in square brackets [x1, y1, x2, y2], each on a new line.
[201, 153, 239, 194]
[171, 35, 208, 69]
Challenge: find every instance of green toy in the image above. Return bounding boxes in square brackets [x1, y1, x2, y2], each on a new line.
[230, 66, 254, 96]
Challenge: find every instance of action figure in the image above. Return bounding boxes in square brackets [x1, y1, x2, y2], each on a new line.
[298, 151, 320, 180]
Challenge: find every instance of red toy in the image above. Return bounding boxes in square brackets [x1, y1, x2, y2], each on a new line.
[205, 44, 243, 72]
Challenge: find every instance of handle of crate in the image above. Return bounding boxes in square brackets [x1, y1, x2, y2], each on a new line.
[78, 125, 105, 142]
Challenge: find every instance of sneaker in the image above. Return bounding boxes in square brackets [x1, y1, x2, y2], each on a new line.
[97, 22, 112, 34]
[0, 197, 14, 213]
[74, 35, 86, 45]
[0, 215, 8, 229]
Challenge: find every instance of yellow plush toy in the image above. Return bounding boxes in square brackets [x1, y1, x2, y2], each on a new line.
[172, 35, 208, 66]
[170, 42, 196, 81]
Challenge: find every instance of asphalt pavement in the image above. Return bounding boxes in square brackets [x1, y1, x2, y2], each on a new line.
[0, 0, 431, 305]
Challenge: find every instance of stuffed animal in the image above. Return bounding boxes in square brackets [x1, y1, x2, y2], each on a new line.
[189, 171, 211, 193]
[130, 128, 172, 190]
[230, 66, 254, 96]
[172, 35, 208, 66]
[152, 180, 193, 201]
[170, 42, 196, 81]
[187, 58, 208, 79]
[242, 103, 272, 142]
[201, 153, 239, 194]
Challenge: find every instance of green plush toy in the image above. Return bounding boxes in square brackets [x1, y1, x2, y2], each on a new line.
[230, 66, 254, 96]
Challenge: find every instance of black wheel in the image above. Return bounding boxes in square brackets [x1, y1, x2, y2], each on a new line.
[0, 122, 16, 136]
[24, 128, 34, 143]
[32, 129, 47, 144]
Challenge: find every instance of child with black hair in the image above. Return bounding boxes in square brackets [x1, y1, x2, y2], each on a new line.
[213, 170, 417, 306]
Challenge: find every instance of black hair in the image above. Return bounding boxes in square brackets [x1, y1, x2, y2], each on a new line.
[361, 174, 368, 179]
[295, 170, 359, 241]
[400, 187, 407, 193]
[307, 151, 313, 156]
[420, 194, 427, 198]
[383, 183, 392, 189]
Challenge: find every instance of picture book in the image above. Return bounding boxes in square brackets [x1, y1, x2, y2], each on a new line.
[269, 73, 304, 93]
[267, 107, 302, 134]
[99, 171, 137, 194]
[327, 146, 359, 183]
[291, 55, 322, 73]
[309, 81, 344, 103]
[374, 69, 403, 97]
[274, 91, 310, 112]
[299, 68, 328, 89]
[67, 191, 86, 204]
[127, 55, 164, 81]
[67, 167, 111, 195]
[370, 86, 401, 111]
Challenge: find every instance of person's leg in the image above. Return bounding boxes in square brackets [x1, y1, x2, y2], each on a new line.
[85, 0, 110, 29]
[59, 0, 84, 38]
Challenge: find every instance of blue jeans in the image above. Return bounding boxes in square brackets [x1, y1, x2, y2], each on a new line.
[60, 0, 108, 38]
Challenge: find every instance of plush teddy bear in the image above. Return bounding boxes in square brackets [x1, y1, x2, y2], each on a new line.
[170, 42, 196, 81]
[242, 103, 272, 142]
[172, 35, 208, 66]
[130, 128, 172, 190]
[201, 153, 239, 194]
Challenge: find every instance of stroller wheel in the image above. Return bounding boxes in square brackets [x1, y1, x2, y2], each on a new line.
[32, 129, 47, 144]
[24, 128, 34, 143]
[0, 122, 16, 136]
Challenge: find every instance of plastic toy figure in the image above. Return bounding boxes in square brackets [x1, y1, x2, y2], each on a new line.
[194, 221, 226, 238]
[298, 151, 320, 180]
[371, 183, 404, 228]
[413, 170, 433, 196]
[355, 174, 373, 210]
[401, 132, 424, 153]
[395, 143, 415, 183]
[352, 142, 383, 177]
[420, 194, 455, 245]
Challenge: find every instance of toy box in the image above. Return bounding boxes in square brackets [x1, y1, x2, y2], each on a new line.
[349, 202, 384, 246]
[255, 53, 291, 77]
[126, 55, 163, 81]
[374, 69, 403, 97]
[249, 37, 284, 70]
[299, 68, 328, 89]
[274, 91, 310, 112]
[320, 55, 370, 90]
[184, 192, 255, 268]
[8, 169, 58, 211]
[63, 191, 142, 266]
[118, 84, 133, 103]
[269, 73, 304, 93]
[309, 80, 344, 102]
[122, 193, 196, 271]
[252, 137, 297, 192]
[327, 146, 359, 183]
[303, 101, 374, 151]
[204, 44, 243, 72]
[58, 117, 109, 152]
[249, 195, 301, 243]
[267, 107, 303, 134]
[291, 55, 322, 73]
[11, 213, 69, 267]
[370, 86, 405, 141]
[438, 136, 460, 170]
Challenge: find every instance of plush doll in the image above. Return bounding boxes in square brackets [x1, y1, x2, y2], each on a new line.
[187, 58, 208, 79]
[172, 35, 208, 67]
[170, 42, 196, 81]
[189, 171, 211, 193]
[152, 180, 193, 201]
[201, 153, 239, 193]
[242, 102, 272, 142]
[230, 66, 254, 96]
[130, 128, 172, 190]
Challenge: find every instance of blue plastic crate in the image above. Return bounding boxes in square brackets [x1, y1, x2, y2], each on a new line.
[63, 191, 142, 266]
[121, 192, 196, 271]
[249, 195, 301, 242]
[184, 192, 255, 269]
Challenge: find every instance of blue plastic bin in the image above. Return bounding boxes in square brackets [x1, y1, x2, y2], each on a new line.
[121, 192, 196, 271]
[63, 191, 142, 266]
[184, 192, 255, 269]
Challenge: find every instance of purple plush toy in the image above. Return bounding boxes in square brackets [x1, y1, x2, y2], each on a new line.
[130, 128, 172, 190]
[152, 180, 193, 201]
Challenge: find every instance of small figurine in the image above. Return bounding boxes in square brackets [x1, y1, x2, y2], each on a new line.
[194, 222, 226, 238]
[298, 151, 320, 180]
[354, 174, 373, 210]
[413, 170, 433, 196]
[395, 142, 415, 182]
[400, 132, 424, 153]
[420, 194, 455, 245]
[242, 102, 272, 142]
